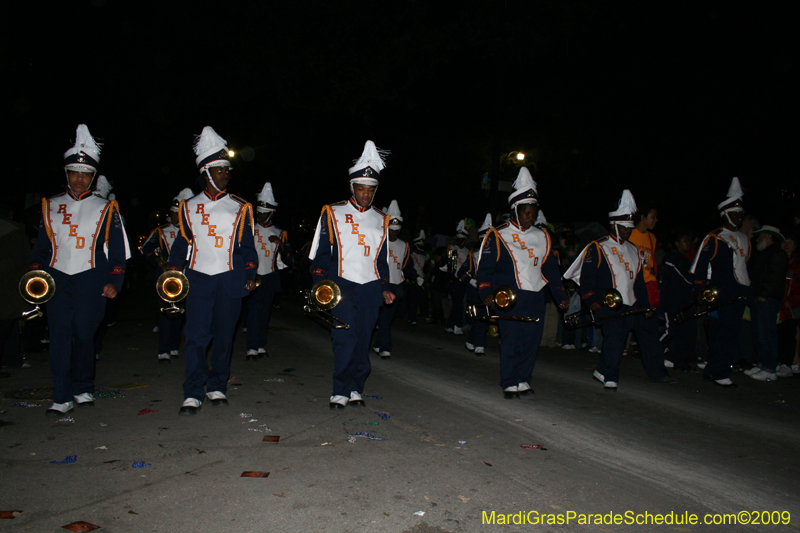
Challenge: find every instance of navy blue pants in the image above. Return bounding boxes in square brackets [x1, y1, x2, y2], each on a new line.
[245, 273, 280, 351]
[46, 269, 107, 403]
[330, 280, 382, 397]
[446, 282, 466, 329]
[406, 283, 428, 322]
[157, 293, 184, 353]
[751, 297, 780, 373]
[183, 274, 242, 401]
[705, 299, 746, 380]
[466, 285, 487, 348]
[598, 309, 668, 383]
[497, 290, 545, 389]
[661, 311, 695, 368]
[373, 283, 403, 352]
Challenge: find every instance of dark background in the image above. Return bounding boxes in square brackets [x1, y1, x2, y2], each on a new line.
[6, 0, 797, 245]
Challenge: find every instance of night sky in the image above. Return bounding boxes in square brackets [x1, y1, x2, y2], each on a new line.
[7, 1, 797, 243]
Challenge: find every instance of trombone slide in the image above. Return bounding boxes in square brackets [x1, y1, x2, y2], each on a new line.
[467, 304, 539, 323]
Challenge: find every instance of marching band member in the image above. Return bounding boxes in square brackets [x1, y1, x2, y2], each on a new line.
[142, 188, 194, 363]
[246, 182, 291, 361]
[406, 230, 430, 325]
[459, 213, 493, 355]
[689, 178, 751, 388]
[309, 140, 395, 410]
[168, 127, 258, 415]
[372, 200, 417, 359]
[565, 190, 673, 391]
[477, 168, 568, 398]
[29, 125, 131, 416]
[445, 220, 471, 335]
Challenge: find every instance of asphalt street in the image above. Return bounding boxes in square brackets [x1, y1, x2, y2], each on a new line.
[1, 285, 799, 533]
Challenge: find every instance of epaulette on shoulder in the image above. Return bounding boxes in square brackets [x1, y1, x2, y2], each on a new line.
[596, 235, 610, 243]
[329, 200, 348, 207]
[495, 222, 510, 230]
[158, 223, 171, 229]
[372, 206, 386, 216]
[710, 227, 723, 236]
[50, 191, 68, 199]
[229, 194, 247, 205]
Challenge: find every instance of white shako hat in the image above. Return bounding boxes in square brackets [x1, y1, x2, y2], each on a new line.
[387, 200, 403, 230]
[456, 219, 469, 237]
[508, 167, 538, 207]
[194, 126, 231, 173]
[64, 124, 101, 174]
[717, 177, 744, 214]
[413, 229, 426, 244]
[349, 140, 389, 187]
[94, 175, 112, 199]
[608, 189, 637, 227]
[478, 213, 493, 235]
[256, 182, 278, 213]
[171, 188, 195, 212]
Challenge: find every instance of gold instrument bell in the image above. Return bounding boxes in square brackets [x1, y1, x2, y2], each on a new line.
[19, 270, 56, 321]
[156, 270, 190, 316]
[673, 285, 745, 325]
[466, 286, 539, 323]
[303, 280, 349, 329]
[563, 288, 655, 329]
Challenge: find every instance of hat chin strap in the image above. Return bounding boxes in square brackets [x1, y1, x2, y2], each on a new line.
[64, 169, 96, 195]
[349, 183, 378, 208]
[723, 211, 739, 229]
[205, 169, 224, 193]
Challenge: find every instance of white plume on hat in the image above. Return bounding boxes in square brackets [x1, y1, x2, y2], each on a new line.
[94, 175, 112, 199]
[456, 219, 468, 236]
[535, 209, 547, 226]
[349, 140, 389, 185]
[508, 167, 538, 207]
[413, 229, 426, 243]
[64, 124, 102, 173]
[257, 182, 278, 212]
[717, 177, 744, 213]
[608, 189, 638, 227]
[194, 126, 230, 168]
[478, 213, 493, 234]
[67, 124, 101, 160]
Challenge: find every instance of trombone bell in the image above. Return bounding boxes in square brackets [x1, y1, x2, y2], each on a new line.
[312, 280, 341, 310]
[20, 270, 56, 304]
[494, 286, 516, 311]
[304, 280, 349, 329]
[603, 289, 623, 309]
[156, 271, 190, 315]
[19, 270, 56, 321]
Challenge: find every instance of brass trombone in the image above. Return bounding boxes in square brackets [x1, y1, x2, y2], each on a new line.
[673, 285, 746, 325]
[303, 280, 350, 329]
[19, 270, 56, 320]
[156, 270, 190, 316]
[563, 288, 655, 329]
[447, 248, 459, 277]
[466, 286, 540, 323]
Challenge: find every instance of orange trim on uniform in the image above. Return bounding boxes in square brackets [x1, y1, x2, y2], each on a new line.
[372, 215, 390, 279]
[401, 242, 410, 269]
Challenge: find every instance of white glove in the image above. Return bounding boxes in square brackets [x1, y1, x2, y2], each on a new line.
[439, 265, 448, 272]
[417, 277, 424, 287]
[470, 278, 478, 288]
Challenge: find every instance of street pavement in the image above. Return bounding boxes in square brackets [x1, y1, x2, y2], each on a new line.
[1, 283, 799, 533]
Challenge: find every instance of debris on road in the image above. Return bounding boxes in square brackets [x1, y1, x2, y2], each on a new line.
[521, 444, 547, 450]
[136, 409, 158, 416]
[241, 471, 270, 477]
[50, 455, 77, 465]
[61, 520, 100, 532]
[132, 461, 151, 468]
